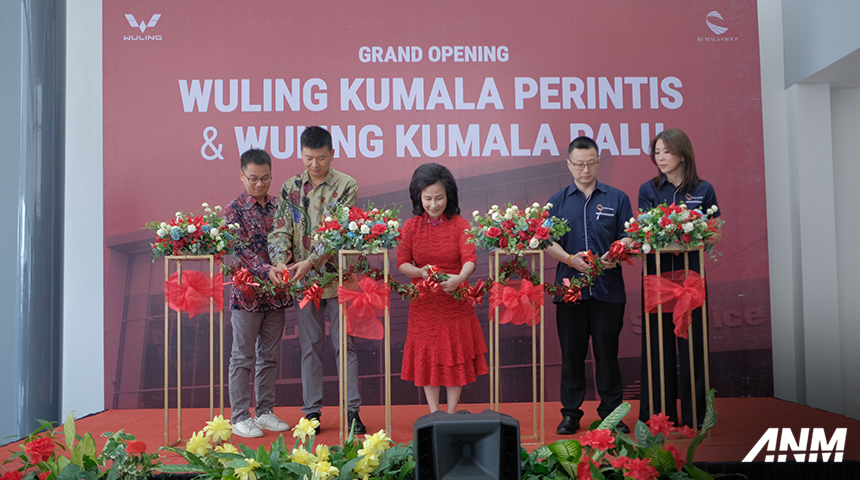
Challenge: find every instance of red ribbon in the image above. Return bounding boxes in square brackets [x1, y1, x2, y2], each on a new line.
[299, 283, 323, 310]
[607, 240, 639, 265]
[337, 277, 389, 340]
[164, 270, 224, 317]
[643, 271, 706, 339]
[561, 278, 582, 303]
[488, 279, 544, 325]
[463, 279, 485, 307]
[415, 278, 443, 298]
[228, 267, 259, 300]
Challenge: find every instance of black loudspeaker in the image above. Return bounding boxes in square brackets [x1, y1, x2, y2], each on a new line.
[413, 409, 521, 480]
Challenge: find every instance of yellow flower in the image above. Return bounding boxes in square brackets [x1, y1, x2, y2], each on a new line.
[354, 453, 379, 479]
[185, 430, 211, 456]
[361, 429, 392, 456]
[203, 415, 232, 443]
[292, 417, 320, 443]
[234, 458, 261, 480]
[214, 443, 239, 454]
[312, 460, 339, 480]
[289, 445, 317, 466]
[315, 444, 330, 463]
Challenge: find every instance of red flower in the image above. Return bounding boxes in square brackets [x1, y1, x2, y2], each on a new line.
[371, 223, 386, 236]
[2, 471, 23, 480]
[518, 230, 528, 240]
[501, 220, 515, 230]
[348, 207, 369, 222]
[659, 216, 673, 228]
[681, 233, 692, 243]
[646, 412, 675, 437]
[576, 457, 596, 480]
[665, 445, 686, 470]
[533, 226, 550, 240]
[624, 458, 658, 480]
[24, 437, 55, 464]
[677, 425, 697, 438]
[126, 441, 147, 454]
[580, 428, 616, 451]
[610, 457, 630, 469]
[38, 472, 49, 480]
[527, 218, 540, 232]
[499, 236, 509, 249]
[486, 227, 502, 238]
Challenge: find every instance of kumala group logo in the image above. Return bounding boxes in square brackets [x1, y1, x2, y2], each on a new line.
[123, 14, 162, 41]
[698, 11, 739, 43]
[743, 428, 847, 462]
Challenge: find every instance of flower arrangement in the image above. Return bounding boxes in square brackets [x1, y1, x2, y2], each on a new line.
[146, 203, 241, 258]
[315, 205, 401, 255]
[522, 389, 719, 480]
[2, 413, 160, 480]
[624, 203, 722, 256]
[162, 415, 414, 480]
[467, 203, 570, 254]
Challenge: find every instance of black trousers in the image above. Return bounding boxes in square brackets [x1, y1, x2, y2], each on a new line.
[638, 303, 707, 428]
[556, 298, 625, 420]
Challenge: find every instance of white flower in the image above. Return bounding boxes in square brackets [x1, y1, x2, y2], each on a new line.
[491, 205, 499, 211]
[325, 216, 332, 222]
[210, 228, 219, 236]
[343, 205, 350, 212]
[532, 202, 540, 208]
[156, 229, 166, 238]
[387, 220, 399, 228]
[160, 222, 168, 229]
[360, 223, 371, 234]
[217, 241, 224, 250]
[187, 225, 197, 233]
[201, 203, 209, 208]
[491, 212, 502, 222]
[176, 211, 182, 218]
[371, 208, 379, 214]
[472, 210, 480, 218]
[643, 226, 651, 233]
[629, 217, 636, 223]
[624, 221, 630, 229]
[682, 222, 694, 233]
[529, 237, 540, 248]
[642, 243, 652, 254]
[313, 234, 320, 241]
[545, 202, 553, 209]
[504, 212, 513, 220]
[708, 205, 719, 214]
[204, 207, 212, 214]
[349, 221, 358, 231]
[215, 206, 222, 212]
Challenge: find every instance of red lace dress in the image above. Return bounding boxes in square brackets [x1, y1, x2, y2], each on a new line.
[397, 213, 489, 386]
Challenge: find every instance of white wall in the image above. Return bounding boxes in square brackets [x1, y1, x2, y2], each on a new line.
[63, 0, 104, 418]
[782, 0, 860, 86]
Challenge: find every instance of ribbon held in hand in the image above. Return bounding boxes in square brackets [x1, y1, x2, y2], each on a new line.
[489, 279, 544, 326]
[562, 278, 581, 303]
[338, 277, 389, 340]
[228, 267, 259, 300]
[299, 282, 323, 310]
[164, 270, 224, 317]
[463, 279, 485, 307]
[606, 240, 639, 265]
[644, 271, 706, 339]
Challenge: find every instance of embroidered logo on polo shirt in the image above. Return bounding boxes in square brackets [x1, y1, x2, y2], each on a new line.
[595, 204, 615, 220]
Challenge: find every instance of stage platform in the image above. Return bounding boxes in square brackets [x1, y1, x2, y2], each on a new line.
[3, 398, 859, 469]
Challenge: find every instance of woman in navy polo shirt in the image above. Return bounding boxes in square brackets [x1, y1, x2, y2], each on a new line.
[637, 128, 721, 428]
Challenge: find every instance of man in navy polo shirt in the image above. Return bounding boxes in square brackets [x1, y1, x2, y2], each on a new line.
[546, 136, 634, 435]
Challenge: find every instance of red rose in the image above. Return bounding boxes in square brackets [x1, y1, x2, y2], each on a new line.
[518, 230, 528, 240]
[579, 428, 616, 451]
[1, 471, 23, 480]
[499, 236, 509, 249]
[126, 441, 147, 454]
[371, 223, 386, 235]
[348, 207, 369, 222]
[501, 220, 515, 230]
[646, 412, 675, 437]
[659, 216, 673, 228]
[681, 233, 692, 243]
[527, 219, 540, 232]
[24, 437, 54, 464]
[486, 227, 502, 238]
[534, 226, 550, 240]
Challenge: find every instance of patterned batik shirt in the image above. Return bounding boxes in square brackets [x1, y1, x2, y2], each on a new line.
[268, 167, 357, 299]
[224, 190, 293, 311]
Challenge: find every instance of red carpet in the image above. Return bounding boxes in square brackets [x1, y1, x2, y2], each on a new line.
[3, 398, 859, 466]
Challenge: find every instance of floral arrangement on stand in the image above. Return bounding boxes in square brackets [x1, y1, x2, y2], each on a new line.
[2, 413, 160, 480]
[146, 203, 241, 259]
[624, 203, 722, 256]
[315, 205, 402, 255]
[467, 203, 570, 253]
[161, 415, 414, 480]
[522, 390, 720, 480]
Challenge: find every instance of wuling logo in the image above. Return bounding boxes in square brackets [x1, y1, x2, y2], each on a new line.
[742, 428, 846, 462]
[123, 14, 162, 41]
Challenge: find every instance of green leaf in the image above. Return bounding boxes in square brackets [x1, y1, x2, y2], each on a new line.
[634, 420, 654, 445]
[686, 434, 706, 465]
[63, 413, 76, 452]
[590, 462, 607, 480]
[337, 455, 362, 480]
[227, 458, 251, 469]
[281, 462, 312, 477]
[683, 464, 716, 480]
[56, 456, 70, 471]
[653, 448, 678, 474]
[596, 402, 631, 431]
[105, 464, 120, 480]
[532, 445, 551, 459]
[546, 440, 581, 462]
[155, 464, 210, 474]
[80, 433, 97, 460]
[700, 389, 718, 433]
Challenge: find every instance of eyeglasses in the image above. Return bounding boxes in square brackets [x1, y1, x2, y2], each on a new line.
[242, 172, 272, 184]
[569, 161, 599, 171]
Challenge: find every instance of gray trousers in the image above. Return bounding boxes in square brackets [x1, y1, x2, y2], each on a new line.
[297, 298, 361, 415]
[228, 308, 286, 423]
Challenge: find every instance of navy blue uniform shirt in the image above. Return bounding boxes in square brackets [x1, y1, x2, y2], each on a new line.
[548, 181, 633, 304]
[638, 175, 721, 273]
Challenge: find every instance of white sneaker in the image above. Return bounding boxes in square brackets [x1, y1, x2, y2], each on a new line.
[255, 412, 289, 432]
[232, 418, 263, 438]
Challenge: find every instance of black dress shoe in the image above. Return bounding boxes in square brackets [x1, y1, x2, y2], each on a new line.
[556, 416, 580, 435]
[305, 412, 321, 435]
[616, 420, 630, 434]
[348, 410, 367, 435]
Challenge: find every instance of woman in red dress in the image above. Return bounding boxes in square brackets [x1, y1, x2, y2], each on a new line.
[397, 163, 489, 413]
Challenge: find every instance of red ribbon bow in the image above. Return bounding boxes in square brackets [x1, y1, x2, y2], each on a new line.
[228, 267, 259, 300]
[562, 278, 582, 303]
[489, 279, 545, 325]
[337, 277, 390, 340]
[415, 278, 443, 298]
[299, 282, 324, 310]
[607, 240, 639, 265]
[164, 270, 224, 317]
[463, 279, 485, 307]
[643, 271, 706, 339]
